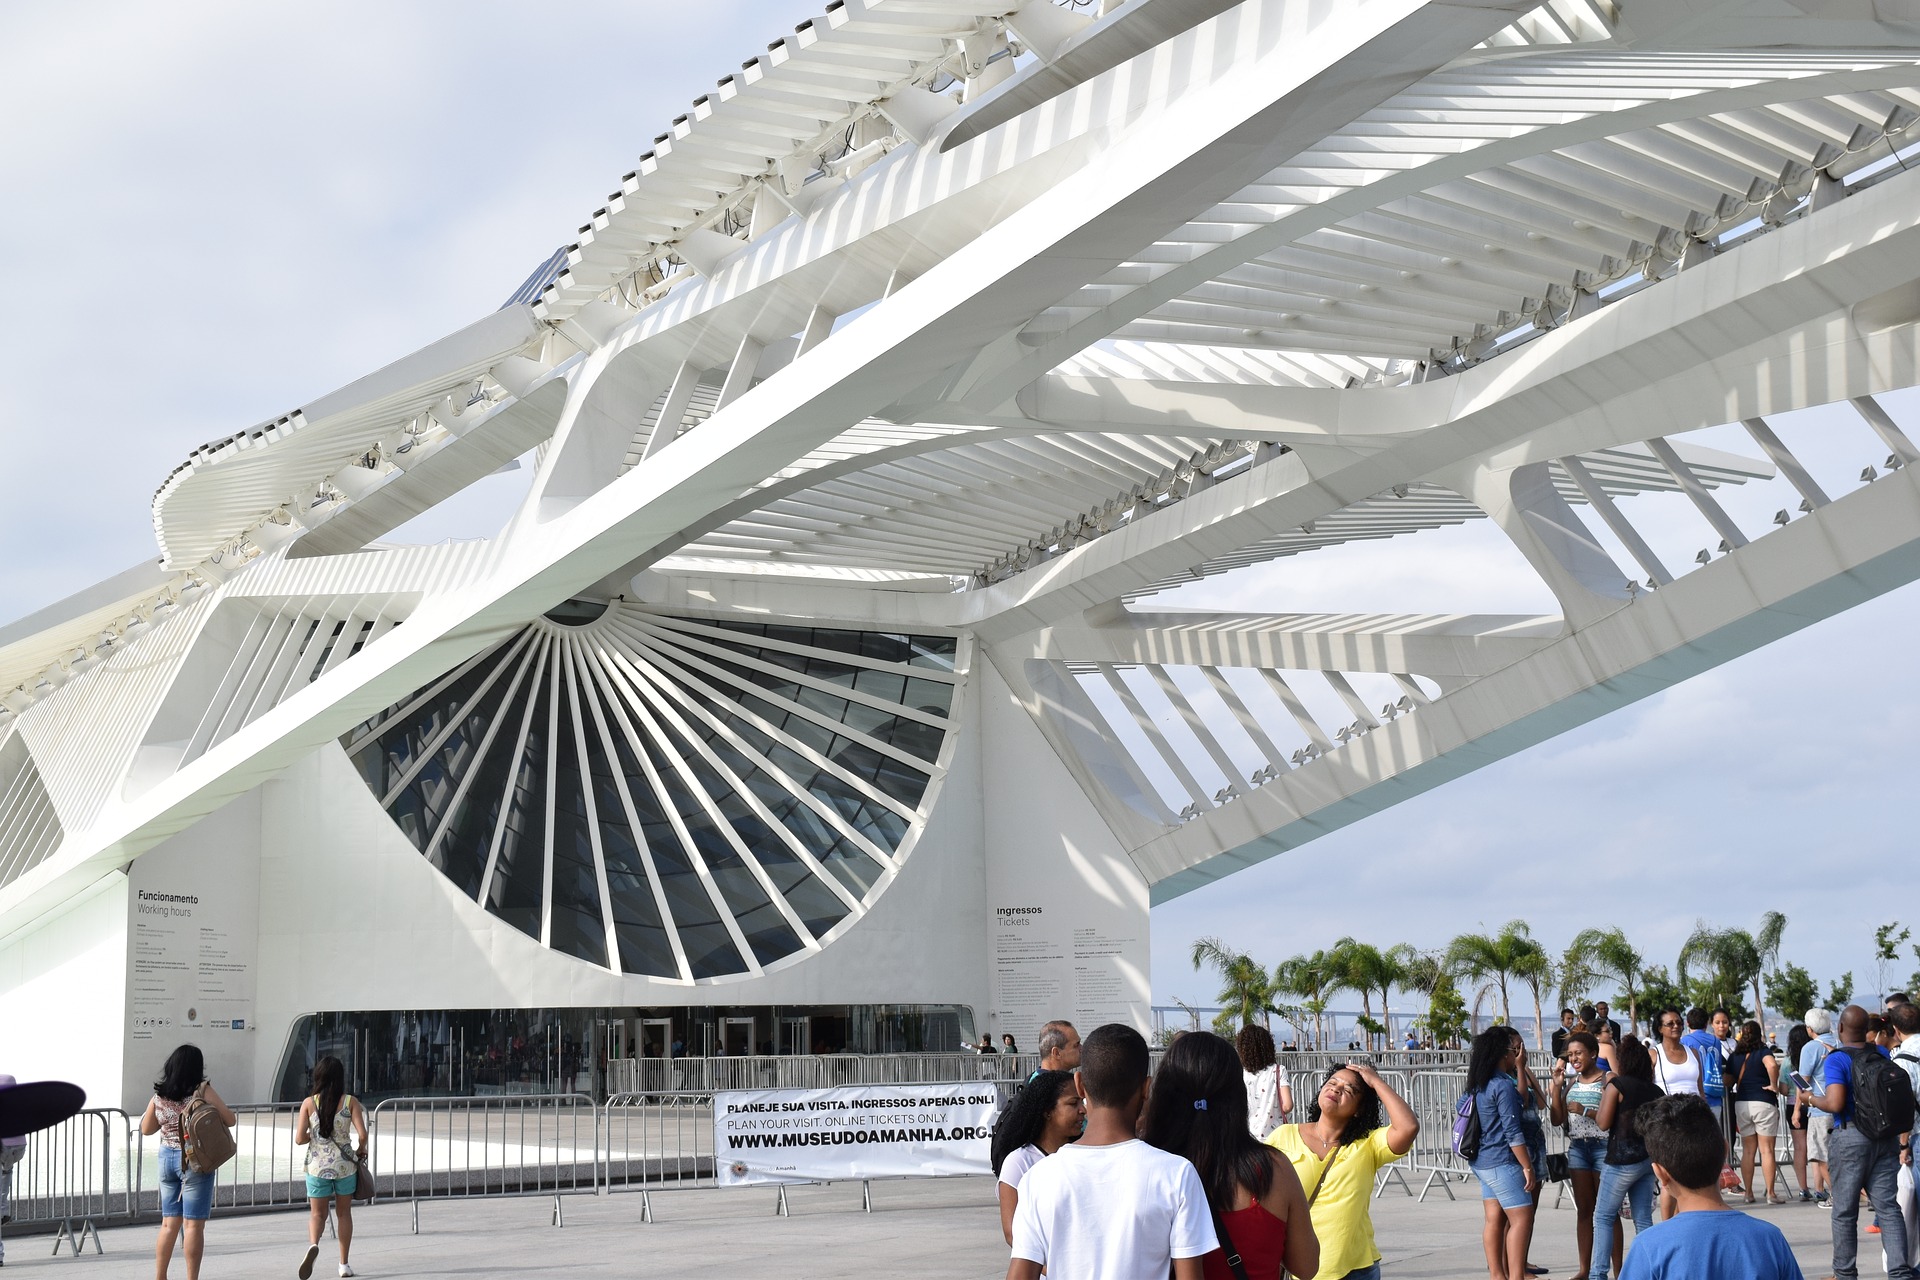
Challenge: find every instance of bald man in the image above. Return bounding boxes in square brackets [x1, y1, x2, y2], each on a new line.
[1800, 1005, 1913, 1280]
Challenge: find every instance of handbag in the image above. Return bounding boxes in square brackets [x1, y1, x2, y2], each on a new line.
[1543, 1151, 1570, 1184]
[349, 1144, 375, 1203]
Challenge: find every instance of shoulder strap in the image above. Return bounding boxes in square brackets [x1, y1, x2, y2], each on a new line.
[1305, 1142, 1345, 1209]
[1210, 1206, 1251, 1280]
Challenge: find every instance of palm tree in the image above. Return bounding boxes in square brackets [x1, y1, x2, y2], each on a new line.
[1191, 937, 1279, 1034]
[1568, 926, 1646, 1033]
[1329, 939, 1405, 1050]
[1753, 911, 1788, 1025]
[1274, 950, 1338, 1048]
[1446, 920, 1547, 1032]
[1513, 946, 1554, 1050]
[1677, 921, 1762, 1015]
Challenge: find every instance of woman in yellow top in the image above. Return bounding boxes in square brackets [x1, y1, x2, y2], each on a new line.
[1266, 1061, 1419, 1280]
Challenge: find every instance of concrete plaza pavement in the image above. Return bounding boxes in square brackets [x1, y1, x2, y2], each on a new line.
[0, 1177, 1868, 1278]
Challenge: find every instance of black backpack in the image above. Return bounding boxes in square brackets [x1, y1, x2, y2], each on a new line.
[1846, 1047, 1916, 1142]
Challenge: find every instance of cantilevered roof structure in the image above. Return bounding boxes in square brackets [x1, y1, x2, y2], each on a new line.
[10, 0, 1920, 1103]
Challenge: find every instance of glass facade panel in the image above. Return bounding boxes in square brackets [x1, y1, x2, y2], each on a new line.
[338, 607, 956, 978]
[276, 1002, 977, 1103]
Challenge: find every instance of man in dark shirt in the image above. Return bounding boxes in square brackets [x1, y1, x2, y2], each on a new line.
[1799, 1005, 1912, 1280]
[1552, 1008, 1576, 1059]
[1593, 1001, 1623, 1040]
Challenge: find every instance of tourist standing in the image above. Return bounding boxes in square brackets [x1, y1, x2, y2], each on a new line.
[294, 1056, 368, 1279]
[1800, 1009, 1838, 1204]
[1888, 1003, 1920, 1275]
[1036, 1021, 1081, 1073]
[1799, 1005, 1914, 1280]
[1550, 1032, 1619, 1280]
[1002, 1034, 1019, 1054]
[1678, 1009, 1725, 1117]
[1587, 1036, 1662, 1280]
[1552, 1010, 1576, 1061]
[140, 1044, 236, 1280]
[1593, 1002, 1622, 1040]
[1145, 1032, 1319, 1280]
[1786, 1019, 1813, 1200]
[992, 1070, 1084, 1245]
[1266, 1060, 1416, 1280]
[1237, 1025, 1292, 1139]
[1726, 1020, 1784, 1204]
[1590, 1018, 1617, 1071]
[1007, 1024, 1216, 1280]
[1465, 1027, 1536, 1280]
[1617, 1094, 1805, 1280]
[1713, 1010, 1736, 1058]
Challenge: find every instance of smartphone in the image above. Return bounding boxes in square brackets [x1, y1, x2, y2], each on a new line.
[1788, 1072, 1812, 1093]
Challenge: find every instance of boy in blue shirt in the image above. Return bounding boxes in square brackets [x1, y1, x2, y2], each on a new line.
[1619, 1094, 1802, 1280]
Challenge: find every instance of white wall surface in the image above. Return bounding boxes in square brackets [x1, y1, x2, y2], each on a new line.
[979, 653, 1151, 1043]
[0, 872, 129, 1110]
[120, 790, 263, 1111]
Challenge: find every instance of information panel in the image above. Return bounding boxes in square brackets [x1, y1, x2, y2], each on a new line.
[714, 1083, 1002, 1187]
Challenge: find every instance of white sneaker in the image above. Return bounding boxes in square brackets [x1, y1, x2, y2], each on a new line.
[338, 1266, 355, 1278]
[298, 1244, 319, 1279]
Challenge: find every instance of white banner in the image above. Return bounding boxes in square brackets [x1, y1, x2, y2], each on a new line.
[714, 1083, 1004, 1186]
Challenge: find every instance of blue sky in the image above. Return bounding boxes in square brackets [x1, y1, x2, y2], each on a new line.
[3, 3, 1911, 1021]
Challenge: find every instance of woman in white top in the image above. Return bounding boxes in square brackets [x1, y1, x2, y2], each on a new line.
[1651, 1008, 1706, 1096]
[1649, 1007, 1707, 1220]
[1236, 1025, 1293, 1138]
[990, 1069, 1085, 1244]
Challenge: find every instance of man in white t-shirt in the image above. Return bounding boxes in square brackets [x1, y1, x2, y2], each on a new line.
[1008, 1023, 1216, 1280]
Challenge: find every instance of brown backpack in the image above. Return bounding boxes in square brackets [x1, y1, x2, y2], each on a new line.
[181, 1084, 236, 1174]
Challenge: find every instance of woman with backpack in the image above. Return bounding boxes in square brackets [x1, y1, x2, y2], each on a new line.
[1144, 1032, 1319, 1280]
[1464, 1026, 1535, 1280]
[293, 1056, 368, 1279]
[1585, 1035, 1661, 1280]
[140, 1044, 236, 1280]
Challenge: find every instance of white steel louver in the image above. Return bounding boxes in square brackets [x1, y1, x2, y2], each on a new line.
[342, 605, 962, 981]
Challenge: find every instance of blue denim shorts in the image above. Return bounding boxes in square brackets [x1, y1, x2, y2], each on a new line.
[1566, 1136, 1607, 1172]
[1475, 1158, 1533, 1209]
[1332, 1265, 1382, 1280]
[158, 1145, 213, 1220]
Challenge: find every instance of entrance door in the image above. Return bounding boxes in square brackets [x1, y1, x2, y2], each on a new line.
[779, 1016, 811, 1056]
[721, 1017, 755, 1055]
[641, 1018, 673, 1057]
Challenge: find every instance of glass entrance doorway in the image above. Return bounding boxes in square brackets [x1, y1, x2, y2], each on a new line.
[721, 1017, 755, 1055]
[779, 1016, 811, 1055]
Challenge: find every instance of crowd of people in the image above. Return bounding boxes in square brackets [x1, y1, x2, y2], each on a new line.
[994, 999, 1919, 1280]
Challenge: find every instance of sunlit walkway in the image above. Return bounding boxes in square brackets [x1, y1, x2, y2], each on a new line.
[1, 1175, 1858, 1279]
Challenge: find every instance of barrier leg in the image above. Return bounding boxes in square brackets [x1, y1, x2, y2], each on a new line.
[551, 1195, 564, 1227]
[78, 1220, 102, 1255]
[775, 1185, 789, 1217]
[640, 1189, 653, 1224]
[1418, 1169, 1458, 1202]
[862, 1180, 872, 1213]
[1373, 1166, 1412, 1199]
[410, 1199, 420, 1236]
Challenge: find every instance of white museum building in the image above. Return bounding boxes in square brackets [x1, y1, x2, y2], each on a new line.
[8, 0, 1920, 1108]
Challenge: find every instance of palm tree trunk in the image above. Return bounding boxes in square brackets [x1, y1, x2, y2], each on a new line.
[1532, 990, 1544, 1052]
[1752, 976, 1767, 1030]
[1499, 977, 1511, 1025]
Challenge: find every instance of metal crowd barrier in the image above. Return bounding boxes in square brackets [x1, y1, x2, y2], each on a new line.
[367, 1092, 598, 1232]
[0, 1064, 1809, 1252]
[601, 1093, 717, 1223]
[2, 1107, 133, 1255]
